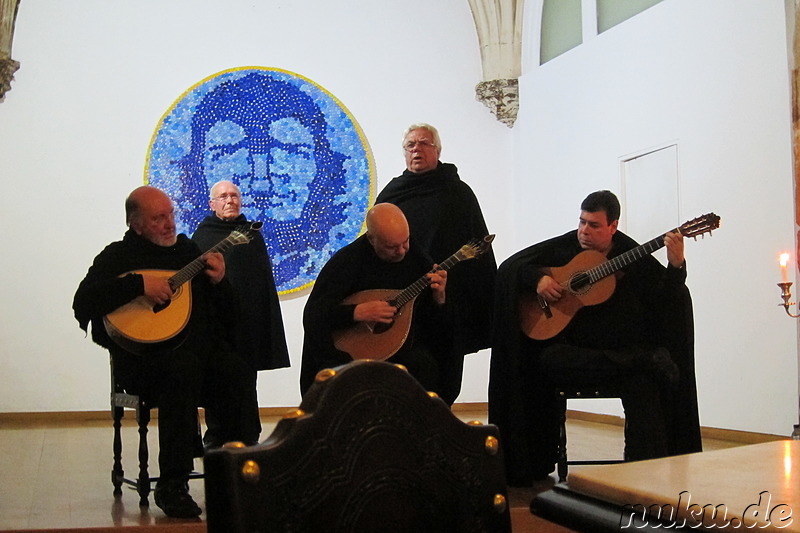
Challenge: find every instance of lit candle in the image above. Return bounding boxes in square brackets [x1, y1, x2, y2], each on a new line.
[780, 253, 790, 283]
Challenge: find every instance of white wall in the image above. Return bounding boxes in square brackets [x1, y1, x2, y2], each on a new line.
[0, 0, 511, 412]
[1, 0, 797, 438]
[512, 0, 798, 435]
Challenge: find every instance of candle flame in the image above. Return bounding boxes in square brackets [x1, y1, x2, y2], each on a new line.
[780, 253, 790, 267]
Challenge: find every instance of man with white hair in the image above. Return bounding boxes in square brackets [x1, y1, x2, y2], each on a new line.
[192, 180, 290, 449]
[375, 123, 497, 404]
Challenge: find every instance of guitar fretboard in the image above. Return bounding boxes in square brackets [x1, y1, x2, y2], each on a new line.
[587, 233, 672, 283]
[168, 233, 244, 290]
[392, 252, 465, 309]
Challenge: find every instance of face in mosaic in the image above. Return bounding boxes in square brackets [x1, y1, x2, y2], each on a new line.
[146, 68, 374, 294]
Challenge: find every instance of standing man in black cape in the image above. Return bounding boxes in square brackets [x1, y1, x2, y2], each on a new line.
[376, 123, 497, 405]
[488, 190, 701, 486]
[193, 180, 290, 448]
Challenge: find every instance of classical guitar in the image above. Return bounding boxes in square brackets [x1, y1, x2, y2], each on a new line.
[519, 213, 720, 341]
[333, 234, 496, 361]
[103, 222, 262, 354]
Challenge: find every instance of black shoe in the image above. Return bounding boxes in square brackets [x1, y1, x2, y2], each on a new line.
[154, 478, 201, 518]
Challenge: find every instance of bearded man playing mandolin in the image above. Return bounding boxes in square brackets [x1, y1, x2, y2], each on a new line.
[489, 190, 704, 487]
[73, 186, 260, 518]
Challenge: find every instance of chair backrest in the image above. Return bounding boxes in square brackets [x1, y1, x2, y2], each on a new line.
[204, 360, 511, 533]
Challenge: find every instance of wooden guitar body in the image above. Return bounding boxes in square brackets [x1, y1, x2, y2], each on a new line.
[103, 269, 192, 353]
[518, 212, 720, 341]
[101, 224, 260, 355]
[332, 289, 416, 361]
[519, 251, 616, 341]
[330, 235, 496, 361]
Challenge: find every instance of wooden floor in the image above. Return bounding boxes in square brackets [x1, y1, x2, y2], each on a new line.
[0, 407, 757, 532]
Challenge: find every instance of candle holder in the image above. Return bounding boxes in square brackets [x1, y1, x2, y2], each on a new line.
[776, 281, 800, 440]
[777, 282, 800, 317]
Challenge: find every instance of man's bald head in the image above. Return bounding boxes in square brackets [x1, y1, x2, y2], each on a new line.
[125, 186, 177, 247]
[366, 203, 410, 263]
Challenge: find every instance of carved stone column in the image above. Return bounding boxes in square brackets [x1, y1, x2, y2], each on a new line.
[475, 78, 519, 127]
[0, 0, 21, 100]
[468, 0, 524, 127]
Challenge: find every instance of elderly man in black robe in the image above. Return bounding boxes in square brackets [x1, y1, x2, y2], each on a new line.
[375, 123, 496, 404]
[192, 180, 290, 449]
[299, 203, 449, 398]
[489, 190, 702, 486]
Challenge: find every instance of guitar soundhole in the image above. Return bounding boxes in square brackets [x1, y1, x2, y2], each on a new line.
[371, 300, 399, 334]
[372, 321, 395, 334]
[152, 299, 172, 314]
[152, 285, 181, 314]
[568, 271, 592, 294]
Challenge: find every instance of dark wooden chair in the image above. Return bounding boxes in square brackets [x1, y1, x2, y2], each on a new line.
[204, 360, 511, 533]
[555, 387, 625, 482]
[110, 357, 202, 506]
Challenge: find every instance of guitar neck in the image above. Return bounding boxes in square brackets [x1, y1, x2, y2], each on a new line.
[587, 230, 675, 283]
[392, 252, 464, 309]
[168, 235, 240, 289]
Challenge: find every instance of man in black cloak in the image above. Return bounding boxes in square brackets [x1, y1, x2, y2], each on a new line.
[73, 186, 259, 517]
[299, 203, 449, 398]
[376, 123, 497, 404]
[192, 180, 290, 448]
[488, 190, 701, 486]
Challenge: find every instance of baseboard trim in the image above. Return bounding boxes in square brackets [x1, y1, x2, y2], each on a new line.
[0, 406, 305, 427]
[0, 402, 491, 425]
[565, 408, 788, 445]
[0, 403, 789, 444]
[450, 401, 487, 412]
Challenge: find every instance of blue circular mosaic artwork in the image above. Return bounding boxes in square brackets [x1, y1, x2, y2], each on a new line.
[146, 67, 375, 294]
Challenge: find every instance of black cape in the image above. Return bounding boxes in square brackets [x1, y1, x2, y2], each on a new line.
[299, 235, 447, 395]
[488, 229, 702, 485]
[73, 229, 235, 352]
[193, 215, 290, 371]
[376, 162, 497, 356]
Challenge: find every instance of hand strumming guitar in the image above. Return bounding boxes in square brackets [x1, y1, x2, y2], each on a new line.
[143, 275, 174, 306]
[537, 275, 564, 304]
[353, 300, 397, 324]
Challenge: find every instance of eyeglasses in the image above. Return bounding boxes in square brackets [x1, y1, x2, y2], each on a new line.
[212, 193, 240, 202]
[403, 140, 436, 152]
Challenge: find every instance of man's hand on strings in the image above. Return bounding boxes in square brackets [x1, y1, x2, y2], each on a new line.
[427, 265, 447, 305]
[354, 300, 397, 323]
[142, 275, 174, 305]
[664, 231, 685, 268]
[202, 252, 226, 284]
[537, 275, 564, 303]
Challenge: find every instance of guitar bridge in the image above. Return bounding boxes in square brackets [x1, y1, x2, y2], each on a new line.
[537, 295, 553, 319]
